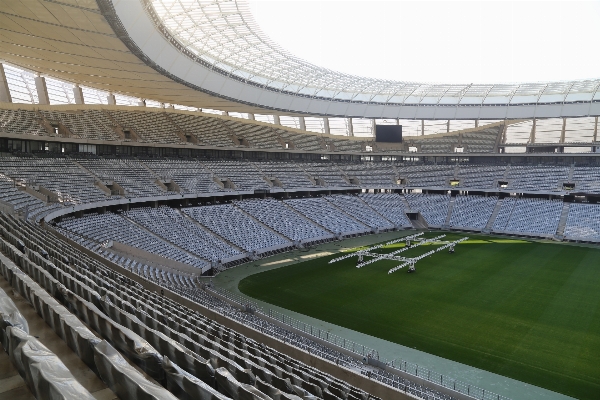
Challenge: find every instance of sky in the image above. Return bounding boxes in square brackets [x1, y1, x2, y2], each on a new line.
[247, 0, 600, 84]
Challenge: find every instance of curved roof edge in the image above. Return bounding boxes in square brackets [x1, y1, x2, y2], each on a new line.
[101, 0, 600, 120]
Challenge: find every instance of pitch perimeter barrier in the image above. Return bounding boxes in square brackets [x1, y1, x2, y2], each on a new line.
[209, 286, 512, 400]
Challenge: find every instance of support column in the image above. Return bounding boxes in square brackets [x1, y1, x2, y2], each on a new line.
[559, 117, 566, 143]
[421, 120, 425, 136]
[138, 99, 146, 107]
[593, 117, 598, 142]
[0, 63, 12, 103]
[475, 120, 478, 128]
[323, 117, 330, 134]
[502, 120, 508, 143]
[347, 118, 354, 137]
[371, 119, 376, 137]
[72, 84, 84, 104]
[107, 92, 116, 105]
[221, 111, 229, 116]
[395, 119, 400, 125]
[298, 116, 306, 131]
[273, 114, 281, 125]
[247, 113, 255, 120]
[34, 74, 50, 105]
[446, 120, 450, 133]
[529, 118, 536, 143]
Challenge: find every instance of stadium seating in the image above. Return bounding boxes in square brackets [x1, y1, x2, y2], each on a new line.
[1, 211, 390, 400]
[285, 197, 370, 236]
[449, 195, 498, 230]
[492, 198, 562, 236]
[358, 193, 412, 228]
[324, 194, 394, 231]
[183, 204, 292, 254]
[235, 198, 333, 244]
[563, 203, 600, 242]
[404, 193, 450, 227]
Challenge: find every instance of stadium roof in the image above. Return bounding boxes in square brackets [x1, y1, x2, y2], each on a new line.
[0, 0, 599, 119]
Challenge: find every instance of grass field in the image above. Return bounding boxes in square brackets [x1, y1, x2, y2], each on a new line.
[239, 233, 600, 400]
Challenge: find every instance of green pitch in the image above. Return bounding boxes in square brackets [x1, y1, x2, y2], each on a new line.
[239, 233, 600, 399]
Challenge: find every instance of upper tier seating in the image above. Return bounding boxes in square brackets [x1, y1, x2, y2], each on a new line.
[126, 206, 242, 263]
[40, 110, 119, 141]
[204, 161, 271, 191]
[571, 166, 600, 194]
[301, 163, 354, 187]
[0, 109, 47, 136]
[0, 157, 109, 205]
[358, 193, 412, 228]
[399, 165, 455, 187]
[255, 162, 316, 188]
[143, 160, 223, 194]
[235, 198, 333, 243]
[563, 203, 600, 242]
[76, 158, 170, 198]
[107, 110, 182, 144]
[184, 205, 292, 253]
[285, 197, 370, 236]
[456, 165, 507, 189]
[404, 193, 450, 227]
[505, 166, 569, 192]
[168, 113, 236, 147]
[324, 195, 394, 231]
[339, 163, 398, 187]
[56, 212, 208, 270]
[492, 198, 562, 236]
[449, 195, 498, 230]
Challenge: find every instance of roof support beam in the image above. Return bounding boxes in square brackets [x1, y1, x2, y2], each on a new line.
[273, 115, 281, 125]
[529, 118, 536, 144]
[72, 84, 84, 105]
[323, 117, 330, 134]
[560, 118, 566, 143]
[0, 63, 12, 103]
[593, 117, 598, 142]
[34, 75, 50, 105]
[347, 118, 354, 137]
[298, 116, 306, 131]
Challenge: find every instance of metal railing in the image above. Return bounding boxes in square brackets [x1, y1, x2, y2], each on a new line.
[208, 286, 512, 400]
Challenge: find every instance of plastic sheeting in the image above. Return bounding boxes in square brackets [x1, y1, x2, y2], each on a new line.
[163, 356, 231, 400]
[6, 326, 97, 400]
[215, 367, 271, 400]
[93, 340, 179, 400]
[0, 285, 28, 349]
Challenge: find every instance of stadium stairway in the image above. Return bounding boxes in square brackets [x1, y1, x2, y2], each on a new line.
[555, 202, 570, 240]
[483, 198, 504, 233]
[442, 198, 456, 229]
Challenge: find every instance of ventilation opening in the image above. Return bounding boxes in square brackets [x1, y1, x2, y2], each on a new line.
[454, 146, 464, 152]
[450, 179, 460, 187]
[124, 130, 131, 139]
[563, 182, 575, 191]
[408, 146, 418, 152]
[498, 180, 508, 188]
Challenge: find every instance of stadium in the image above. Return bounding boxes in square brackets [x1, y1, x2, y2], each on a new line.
[0, 1, 598, 400]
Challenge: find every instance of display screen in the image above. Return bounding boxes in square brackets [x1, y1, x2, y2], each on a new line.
[375, 125, 402, 142]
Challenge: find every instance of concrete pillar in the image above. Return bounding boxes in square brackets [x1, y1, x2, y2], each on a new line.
[529, 118, 536, 144]
[107, 92, 116, 105]
[347, 118, 354, 137]
[395, 119, 400, 125]
[371, 119, 376, 137]
[593, 117, 598, 142]
[501, 120, 508, 143]
[138, 99, 146, 107]
[323, 117, 330, 134]
[34, 75, 50, 105]
[421, 120, 425, 136]
[168, 104, 174, 109]
[446, 120, 450, 133]
[0, 63, 12, 103]
[273, 115, 281, 125]
[221, 111, 229, 116]
[475, 120, 479, 128]
[298, 116, 306, 131]
[559, 118, 566, 143]
[72, 84, 84, 104]
[247, 113, 255, 120]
